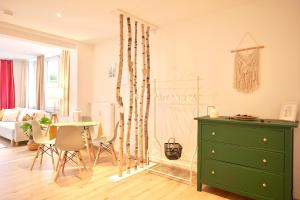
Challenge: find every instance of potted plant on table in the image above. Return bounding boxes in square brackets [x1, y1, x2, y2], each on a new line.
[21, 117, 52, 151]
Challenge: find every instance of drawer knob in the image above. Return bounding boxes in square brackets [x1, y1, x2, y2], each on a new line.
[211, 170, 215, 175]
[263, 138, 268, 142]
[262, 183, 267, 188]
[262, 158, 267, 163]
[211, 150, 215, 154]
[212, 132, 216, 136]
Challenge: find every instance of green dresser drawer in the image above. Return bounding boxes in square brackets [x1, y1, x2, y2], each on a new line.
[203, 141, 284, 173]
[202, 124, 284, 151]
[196, 117, 298, 199]
[202, 159, 284, 200]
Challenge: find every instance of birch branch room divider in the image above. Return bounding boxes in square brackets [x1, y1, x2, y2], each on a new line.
[115, 13, 153, 177]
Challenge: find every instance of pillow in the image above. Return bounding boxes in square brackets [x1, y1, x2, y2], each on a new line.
[0, 110, 4, 121]
[17, 109, 28, 122]
[33, 112, 46, 120]
[2, 109, 20, 122]
[22, 114, 31, 121]
[17, 109, 46, 121]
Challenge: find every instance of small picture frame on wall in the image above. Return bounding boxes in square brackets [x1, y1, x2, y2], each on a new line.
[108, 63, 117, 78]
[279, 101, 298, 122]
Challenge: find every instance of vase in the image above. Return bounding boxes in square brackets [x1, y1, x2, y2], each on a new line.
[27, 139, 39, 151]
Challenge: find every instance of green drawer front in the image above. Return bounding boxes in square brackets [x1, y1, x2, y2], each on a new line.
[202, 124, 284, 151]
[203, 141, 284, 173]
[202, 159, 284, 200]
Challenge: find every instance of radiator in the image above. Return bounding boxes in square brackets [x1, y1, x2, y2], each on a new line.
[89, 102, 115, 139]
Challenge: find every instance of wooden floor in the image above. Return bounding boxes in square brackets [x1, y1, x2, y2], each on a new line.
[0, 138, 251, 200]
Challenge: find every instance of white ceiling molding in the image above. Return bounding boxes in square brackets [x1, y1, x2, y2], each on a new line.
[0, 21, 78, 49]
[0, 35, 62, 60]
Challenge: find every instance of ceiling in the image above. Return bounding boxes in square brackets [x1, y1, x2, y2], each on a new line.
[0, 0, 254, 43]
[0, 35, 61, 60]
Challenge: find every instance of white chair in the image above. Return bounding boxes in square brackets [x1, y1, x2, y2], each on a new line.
[30, 120, 57, 171]
[54, 126, 86, 181]
[93, 121, 119, 166]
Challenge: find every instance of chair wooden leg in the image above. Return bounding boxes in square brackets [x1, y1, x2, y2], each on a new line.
[62, 151, 67, 174]
[91, 143, 96, 159]
[30, 145, 41, 170]
[56, 150, 62, 171]
[78, 151, 86, 169]
[110, 143, 117, 165]
[83, 132, 92, 164]
[54, 146, 59, 155]
[76, 151, 82, 174]
[87, 129, 96, 159]
[10, 139, 15, 147]
[50, 144, 55, 171]
[54, 153, 65, 181]
[93, 146, 102, 167]
[39, 145, 44, 166]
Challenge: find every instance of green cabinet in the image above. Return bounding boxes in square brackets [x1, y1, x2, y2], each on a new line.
[195, 117, 298, 200]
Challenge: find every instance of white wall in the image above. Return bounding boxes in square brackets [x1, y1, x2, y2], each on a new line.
[69, 50, 78, 115]
[77, 43, 94, 115]
[92, 39, 117, 103]
[153, 1, 300, 197]
[90, 0, 300, 198]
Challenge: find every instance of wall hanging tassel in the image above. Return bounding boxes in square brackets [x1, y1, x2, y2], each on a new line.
[231, 32, 264, 93]
[234, 49, 260, 93]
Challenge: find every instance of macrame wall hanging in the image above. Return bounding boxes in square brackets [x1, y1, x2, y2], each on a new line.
[231, 33, 264, 93]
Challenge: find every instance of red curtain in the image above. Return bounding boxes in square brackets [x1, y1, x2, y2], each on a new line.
[0, 59, 15, 109]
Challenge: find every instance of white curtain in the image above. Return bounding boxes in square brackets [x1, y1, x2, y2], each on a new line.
[19, 61, 28, 108]
[59, 50, 70, 116]
[36, 55, 45, 110]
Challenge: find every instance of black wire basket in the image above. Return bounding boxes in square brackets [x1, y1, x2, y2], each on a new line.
[164, 138, 183, 160]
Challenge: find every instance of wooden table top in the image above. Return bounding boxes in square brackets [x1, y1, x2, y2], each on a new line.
[52, 121, 99, 127]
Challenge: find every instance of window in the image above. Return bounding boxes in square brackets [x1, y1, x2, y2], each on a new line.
[44, 56, 60, 113]
[26, 56, 61, 112]
[46, 57, 59, 86]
